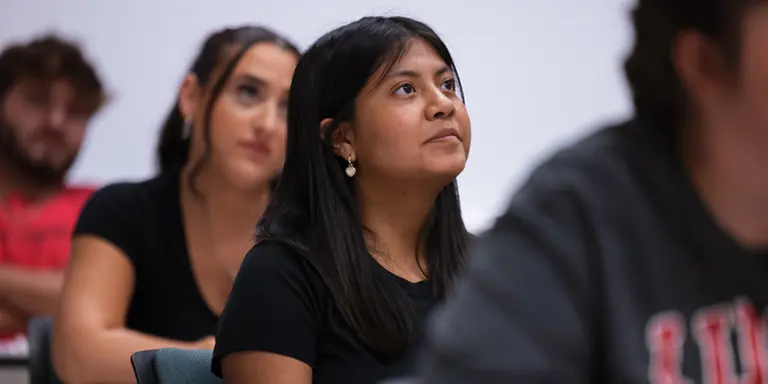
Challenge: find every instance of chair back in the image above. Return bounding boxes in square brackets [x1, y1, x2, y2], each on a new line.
[131, 349, 159, 384]
[132, 348, 220, 384]
[27, 316, 62, 384]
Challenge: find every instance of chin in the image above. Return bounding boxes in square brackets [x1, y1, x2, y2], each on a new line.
[226, 164, 276, 191]
[429, 153, 467, 174]
[426, 163, 466, 185]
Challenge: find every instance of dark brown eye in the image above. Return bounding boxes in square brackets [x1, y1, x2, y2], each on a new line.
[237, 84, 260, 103]
[394, 83, 415, 95]
[441, 79, 456, 91]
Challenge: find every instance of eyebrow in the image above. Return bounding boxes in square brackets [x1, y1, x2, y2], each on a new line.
[232, 73, 291, 97]
[233, 73, 267, 86]
[386, 65, 452, 79]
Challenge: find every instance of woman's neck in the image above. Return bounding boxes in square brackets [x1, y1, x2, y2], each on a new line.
[356, 178, 439, 282]
[180, 166, 271, 250]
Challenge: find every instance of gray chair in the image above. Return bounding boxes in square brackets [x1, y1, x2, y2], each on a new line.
[131, 349, 159, 384]
[131, 348, 221, 384]
[27, 316, 63, 384]
[131, 348, 417, 384]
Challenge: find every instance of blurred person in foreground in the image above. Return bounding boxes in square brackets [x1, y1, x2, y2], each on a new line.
[0, 35, 105, 352]
[52, 26, 299, 384]
[420, 0, 768, 383]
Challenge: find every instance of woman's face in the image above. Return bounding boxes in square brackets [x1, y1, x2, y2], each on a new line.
[339, 38, 471, 186]
[194, 42, 297, 190]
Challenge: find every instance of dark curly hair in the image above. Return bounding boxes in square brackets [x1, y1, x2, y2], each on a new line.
[0, 34, 106, 114]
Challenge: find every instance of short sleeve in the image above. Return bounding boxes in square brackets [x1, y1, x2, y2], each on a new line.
[73, 183, 145, 264]
[212, 241, 321, 377]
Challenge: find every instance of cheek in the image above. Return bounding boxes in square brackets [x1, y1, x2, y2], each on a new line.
[5, 103, 45, 140]
[455, 103, 471, 154]
[13, 127, 43, 155]
[208, 104, 286, 177]
[208, 103, 249, 150]
[357, 109, 421, 170]
[737, 60, 768, 129]
[6, 114, 40, 143]
[269, 124, 287, 166]
[67, 120, 87, 139]
[63, 125, 86, 154]
[737, 16, 768, 125]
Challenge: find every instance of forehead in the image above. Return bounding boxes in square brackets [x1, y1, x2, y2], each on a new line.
[5, 76, 103, 115]
[7, 77, 87, 107]
[361, 38, 450, 96]
[11, 77, 76, 96]
[231, 43, 297, 90]
[9, 76, 104, 113]
[389, 38, 446, 71]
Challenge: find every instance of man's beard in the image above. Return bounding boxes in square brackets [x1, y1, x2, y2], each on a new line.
[0, 116, 75, 186]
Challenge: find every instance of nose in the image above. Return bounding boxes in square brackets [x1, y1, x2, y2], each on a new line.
[252, 100, 282, 134]
[46, 106, 68, 131]
[424, 86, 455, 121]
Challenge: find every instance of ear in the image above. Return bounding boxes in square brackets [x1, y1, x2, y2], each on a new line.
[320, 118, 357, 162]
[674, 30, 732, 105]
[178, 74, 202, 122]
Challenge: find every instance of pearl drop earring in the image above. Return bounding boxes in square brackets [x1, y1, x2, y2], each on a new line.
[345, 156, 356, 177]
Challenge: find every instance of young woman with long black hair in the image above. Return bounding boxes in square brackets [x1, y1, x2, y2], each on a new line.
[52, 26, 299, 384]
[213, 16, 471, 384]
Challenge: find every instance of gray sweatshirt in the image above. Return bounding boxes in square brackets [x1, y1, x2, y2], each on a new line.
[419, 118, 768, 383]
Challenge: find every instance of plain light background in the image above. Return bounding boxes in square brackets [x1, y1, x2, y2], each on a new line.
[0, 0, 636, 232]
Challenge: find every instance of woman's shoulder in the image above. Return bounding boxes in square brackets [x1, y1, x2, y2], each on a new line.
[86, 172, 177, 210]
[74, 172, 181, 260]
[214, 241, 332, 375]
[77, 172, 181, 230]
[238, 240, 330, 298]
[242, 240, 320, 277]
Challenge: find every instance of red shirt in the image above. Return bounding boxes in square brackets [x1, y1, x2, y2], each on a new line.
[0, 186, 95, 269]
[0, 185, 95, 342]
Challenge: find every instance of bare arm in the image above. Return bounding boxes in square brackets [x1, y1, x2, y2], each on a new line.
[52, 235, 214, 384]
[221, 351, 312, 384]
[0, 304, 28, 334]
[0, 266, 64, 316]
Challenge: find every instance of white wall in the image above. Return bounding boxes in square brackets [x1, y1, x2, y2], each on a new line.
[0, 0, 635, 232]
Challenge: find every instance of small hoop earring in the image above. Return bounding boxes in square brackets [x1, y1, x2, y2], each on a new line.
[182, 120, 193, 139]
[345, 156, 356, 177]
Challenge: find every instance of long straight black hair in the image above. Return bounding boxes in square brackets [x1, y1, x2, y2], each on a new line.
[155, 26, 299, 192]
[257, 16, 470, 358]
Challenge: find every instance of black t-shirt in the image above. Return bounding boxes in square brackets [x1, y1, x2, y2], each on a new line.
[74, 169, 218, 341]
[212, 240, 439, 383]
[420, 118, 768, 383]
